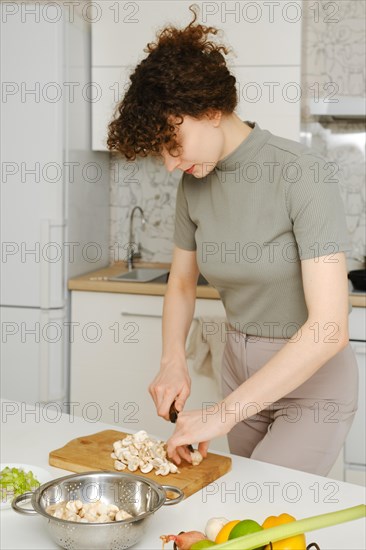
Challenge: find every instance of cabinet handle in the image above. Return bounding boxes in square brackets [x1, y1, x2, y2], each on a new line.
[40, 218, 66, 309]
[39, 311, 65, 403]
[40, 220, 51, 309]
[353, 345, 366, 355]
[39, 310, 50, 402]
[121, 311, 162, 319]
[121, 311, 198, 320]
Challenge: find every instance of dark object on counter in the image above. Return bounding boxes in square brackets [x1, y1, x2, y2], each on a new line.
[197, 273, 209, 285]
[307, 544, 321, 550]
[269, 543, 320, 550]
[348, 269, 366, 291]
[266, 544, 320, 550]
[169, 401, 194, 453]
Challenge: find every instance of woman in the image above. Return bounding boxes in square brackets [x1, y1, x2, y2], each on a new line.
[107, 9, 358, 476]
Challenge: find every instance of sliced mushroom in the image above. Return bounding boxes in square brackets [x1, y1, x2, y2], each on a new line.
[113, 441, 123, 452]
[114, 460, 126, 471]
[155, 462, 170, 476]
[74, 500, 83, 511]
[140, 462, 154, 473]
[96, 514, 110, 523]
[169, 462, 179, 474]
[115, 510, 132, 521]
[45, 499, 133, 524]
[112, 429, 204, 476]
[127, 456, 140, 472]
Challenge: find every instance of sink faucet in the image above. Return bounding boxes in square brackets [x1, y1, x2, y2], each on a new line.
[127, 206, 146, 270]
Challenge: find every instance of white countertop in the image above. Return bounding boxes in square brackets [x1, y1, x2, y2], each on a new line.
[1, 400, 365, 550]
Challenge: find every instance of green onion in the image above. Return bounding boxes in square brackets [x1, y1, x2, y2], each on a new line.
[213, 504, 366, 549]
[0, 467, 40, 502]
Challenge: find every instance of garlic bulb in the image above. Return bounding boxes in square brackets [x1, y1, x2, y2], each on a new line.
[205, 517, 229, 541]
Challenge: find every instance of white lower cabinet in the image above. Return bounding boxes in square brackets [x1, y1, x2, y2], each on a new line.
[345, 467, 366, 486]
[343, 339, 366, 486]
[70, 291, 229, 451]
[345, 340, 366, 467]
[328, 308, 366, 486]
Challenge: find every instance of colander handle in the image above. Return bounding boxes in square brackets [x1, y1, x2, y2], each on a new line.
[162, 485, 184, 505]
[11, 492, 38, 515]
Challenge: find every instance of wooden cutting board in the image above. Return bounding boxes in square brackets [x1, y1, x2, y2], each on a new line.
[49, 430, 232, 499]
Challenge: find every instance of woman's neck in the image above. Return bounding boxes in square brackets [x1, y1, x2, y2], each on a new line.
[219, 113, 253, 160]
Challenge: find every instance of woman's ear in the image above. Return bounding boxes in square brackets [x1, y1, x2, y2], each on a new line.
[210, 109, 222, 127]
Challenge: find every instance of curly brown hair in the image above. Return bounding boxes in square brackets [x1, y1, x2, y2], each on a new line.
[106, 5, 237, 160]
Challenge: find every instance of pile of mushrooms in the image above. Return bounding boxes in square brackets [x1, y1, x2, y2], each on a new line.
[111, 430, 203, 476]
[46, 499, 132, 523]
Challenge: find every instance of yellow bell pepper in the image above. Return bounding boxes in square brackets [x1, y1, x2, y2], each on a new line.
[262, 513, 307, 550]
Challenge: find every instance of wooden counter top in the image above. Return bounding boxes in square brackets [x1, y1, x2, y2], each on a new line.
[68, 261, 366, 307]
[349, 290, 366, 307]
[67, 261, 220, 299]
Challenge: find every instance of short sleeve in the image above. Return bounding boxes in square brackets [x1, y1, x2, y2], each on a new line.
[173, 175, 197, 251]
[285, 154, 352, 260]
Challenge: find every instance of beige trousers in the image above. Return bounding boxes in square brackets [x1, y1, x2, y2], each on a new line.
[221, 330, 359, 476]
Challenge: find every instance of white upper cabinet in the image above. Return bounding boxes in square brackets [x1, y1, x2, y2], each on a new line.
[92, 1, 302, 67]
[92, 67, 131, 151]
[91, 0, 302, 149]
[233, 66, 302, 140]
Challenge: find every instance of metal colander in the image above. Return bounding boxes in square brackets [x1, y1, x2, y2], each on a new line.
[12, 470, 184, 550]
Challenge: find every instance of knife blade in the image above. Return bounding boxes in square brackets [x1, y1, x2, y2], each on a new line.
[169, 401, 195, 453]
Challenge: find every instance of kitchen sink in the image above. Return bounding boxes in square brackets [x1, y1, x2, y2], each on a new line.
[108, 268, 170, 283]
[108, 268, 210, 285]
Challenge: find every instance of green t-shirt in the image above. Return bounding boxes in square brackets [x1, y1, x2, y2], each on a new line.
[173, 120, 352, 339]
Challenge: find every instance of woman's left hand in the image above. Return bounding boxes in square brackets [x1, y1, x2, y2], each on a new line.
[166, 403, 235, 465]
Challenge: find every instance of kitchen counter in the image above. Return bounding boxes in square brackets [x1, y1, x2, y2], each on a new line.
[1, 399, 365, 549]
[68, 261, 366, 307]
[68, 261, 220, 299]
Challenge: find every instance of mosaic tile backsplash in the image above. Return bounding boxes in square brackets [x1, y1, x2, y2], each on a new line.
[109, 0, 365, 267]
[301, 0, 365, 102]
[109, 155, 181, 264]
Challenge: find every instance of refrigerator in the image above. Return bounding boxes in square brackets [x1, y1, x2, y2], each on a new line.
[0, 4, 110, 410]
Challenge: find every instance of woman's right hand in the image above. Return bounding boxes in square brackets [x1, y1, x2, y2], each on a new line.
[148, 358, 191, 421]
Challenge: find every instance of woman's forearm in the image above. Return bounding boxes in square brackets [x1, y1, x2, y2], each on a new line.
[160, 282, 196, 365]
[222, 320, 348, 425]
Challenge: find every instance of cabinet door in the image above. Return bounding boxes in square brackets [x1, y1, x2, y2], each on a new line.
[92, 1, 302, 67]
[0, 306, 66, 405]
[0, 13, 64, 307]
[233, 66, 301, 140]
[91, 1, 302, 149]
[348, 307, 366, 341]
[345, 467, 366, 487]
[344, 341, 366, 466]
[93, 64, 301, 149]
[70, 291, 165, 433]
[92, 67, 131, 151]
